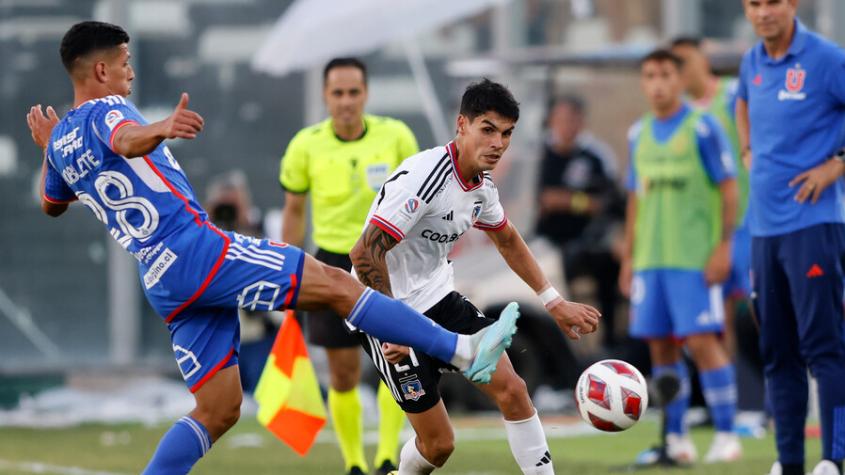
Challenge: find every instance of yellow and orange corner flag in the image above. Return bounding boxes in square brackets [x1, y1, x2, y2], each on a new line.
[255, 310, 326, 456]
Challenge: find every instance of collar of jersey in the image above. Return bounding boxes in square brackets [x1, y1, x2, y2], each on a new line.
[330, 117, 368, 143]
[758, 18, 808, 65]
[446, 141, 483, 192]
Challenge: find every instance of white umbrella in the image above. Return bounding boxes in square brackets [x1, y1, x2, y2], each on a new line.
[252, 0, 510, 142]
[252, 0, 508, 76]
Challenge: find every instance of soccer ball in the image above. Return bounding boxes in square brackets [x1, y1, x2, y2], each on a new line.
[574, 359, 648, 432]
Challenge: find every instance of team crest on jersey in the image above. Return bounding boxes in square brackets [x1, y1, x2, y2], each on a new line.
[779, 65, 807, 101]
[786, 67, 806, 92]
[105, 109, 125, 130]
[471, 200, 483, 223]
[400, 377, 426, 401]
[404, 198, 420, 214]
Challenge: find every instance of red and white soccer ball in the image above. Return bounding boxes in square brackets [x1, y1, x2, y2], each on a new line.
[574, 359, 649, 432]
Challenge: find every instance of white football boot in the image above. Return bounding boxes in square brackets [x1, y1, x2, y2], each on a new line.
[666, 433, 698, 463]
[704, 431, 742, 463]
[765, 461, 782, 475]
[809, 460, 841, 475]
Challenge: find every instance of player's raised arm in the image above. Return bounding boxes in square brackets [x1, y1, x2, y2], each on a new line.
[26, 104, 59, 150]
[483, 222, 600, 339]
[27, 104, 70, 217]
[111, 92, 203, 158]
[349, 224, 399, 298]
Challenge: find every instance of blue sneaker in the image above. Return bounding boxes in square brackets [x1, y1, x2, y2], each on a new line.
[463, 302, 519, 384]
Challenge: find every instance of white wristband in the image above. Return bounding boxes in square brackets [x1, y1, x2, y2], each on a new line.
[537, 286, 562, 308]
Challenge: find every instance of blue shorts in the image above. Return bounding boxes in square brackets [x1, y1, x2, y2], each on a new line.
[724, 223, 752, 299]
[144, 229, 305, 392]
[629, 269, 725, 339]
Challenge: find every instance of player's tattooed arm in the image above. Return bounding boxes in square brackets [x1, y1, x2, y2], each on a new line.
[350, 225, 399, 297]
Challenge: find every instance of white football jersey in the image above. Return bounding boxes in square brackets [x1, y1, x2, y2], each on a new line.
[363, 141, 507, 312]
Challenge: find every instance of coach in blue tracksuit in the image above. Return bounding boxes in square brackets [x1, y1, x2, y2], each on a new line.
[737, 2, 845, 475]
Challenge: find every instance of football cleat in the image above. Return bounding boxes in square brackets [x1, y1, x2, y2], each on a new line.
[463, 302, 519, 384]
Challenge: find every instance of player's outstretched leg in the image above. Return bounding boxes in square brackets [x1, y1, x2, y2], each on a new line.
[142, 365, 242, 474]
[294, 255, 518, 382]
[476, 351, 554, 474]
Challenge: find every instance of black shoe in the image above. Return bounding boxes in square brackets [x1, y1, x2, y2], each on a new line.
[347, 467, 366, 475]
[374, 460, 397, 475]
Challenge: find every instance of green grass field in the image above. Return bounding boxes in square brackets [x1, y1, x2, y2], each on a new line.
[0, 417, 821, 474]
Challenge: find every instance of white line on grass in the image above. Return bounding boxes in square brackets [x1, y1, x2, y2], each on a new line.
[0, 458, 129, 475]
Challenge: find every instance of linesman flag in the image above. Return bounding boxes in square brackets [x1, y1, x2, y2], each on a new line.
[255, 310, 326, 456]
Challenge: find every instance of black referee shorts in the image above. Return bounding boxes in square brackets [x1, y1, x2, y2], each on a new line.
[304, 248, 360, 348]
[359, 291, 495, 413]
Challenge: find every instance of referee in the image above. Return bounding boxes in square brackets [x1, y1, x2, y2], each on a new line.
[737, 2, 845, 475]
[280, 58, 418, 475]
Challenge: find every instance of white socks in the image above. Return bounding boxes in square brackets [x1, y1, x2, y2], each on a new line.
[504, 410, 554, 475]
[398, 437, 437, 475]
[397, 411, 552, 475]
[449, 334, 474, 370]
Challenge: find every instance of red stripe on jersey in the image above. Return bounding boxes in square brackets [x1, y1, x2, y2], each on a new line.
[143, 156, 203, 226]
[141, 155, 230, 323]
[371, 215, 405, 241]
[474, 216, 509, 231]
[190, 347, 235, 393]
[108, 120, 140, 151]
[165, 222, 230, 323]
[446, 141, 483, 192]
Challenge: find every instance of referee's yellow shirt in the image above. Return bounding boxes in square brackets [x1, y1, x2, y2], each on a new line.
[279, 114, 419, 254]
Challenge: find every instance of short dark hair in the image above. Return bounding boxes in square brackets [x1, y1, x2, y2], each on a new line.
[670, 36, 702, 49]
[459, 79, 520, 122]
[60, 21, 130, 73]
[640, 49, 684, 70]
[323, 57, 367, 85]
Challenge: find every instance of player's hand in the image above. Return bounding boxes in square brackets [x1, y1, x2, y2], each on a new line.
[159, 93, 204, 140]
[704, 240, 732, 286]
[381, 343, 410, 364]
[547, 299, 600, 340]
[618, 257, 633, 298]
[790, 158, 845, 204]
[26, 104, 59, 150]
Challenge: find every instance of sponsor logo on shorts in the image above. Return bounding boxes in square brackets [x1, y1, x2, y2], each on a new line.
[806, 263, 825, 278]
[105, 109, 125, 130]
[399, 376, 426, 401]
[143, 248, 177, 289]
[233, 233, 261, 246]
